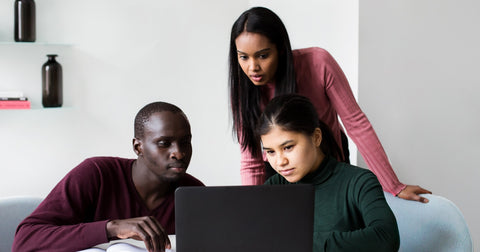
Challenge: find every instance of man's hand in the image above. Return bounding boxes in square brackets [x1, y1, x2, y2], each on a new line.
[106, 216, 171, 252]
[397, 185, 432, 203]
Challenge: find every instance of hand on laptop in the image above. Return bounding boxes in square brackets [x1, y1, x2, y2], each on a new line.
[106, 216, 171, 252]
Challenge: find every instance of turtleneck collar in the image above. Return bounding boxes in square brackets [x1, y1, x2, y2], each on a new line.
[296, 156, 336, 185]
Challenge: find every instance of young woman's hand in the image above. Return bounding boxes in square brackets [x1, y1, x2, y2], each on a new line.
[106, 216, 171, 252]
[397, 185, 432, 203]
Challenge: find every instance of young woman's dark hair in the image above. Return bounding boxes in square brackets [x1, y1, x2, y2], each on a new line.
[229, 6, 296, 157]
[256, 94, 342, 160]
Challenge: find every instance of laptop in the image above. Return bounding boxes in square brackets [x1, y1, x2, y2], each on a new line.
[175, 184, 314, 252]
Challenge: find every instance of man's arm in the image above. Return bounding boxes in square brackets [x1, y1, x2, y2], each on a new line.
[12, 159, 110, 251]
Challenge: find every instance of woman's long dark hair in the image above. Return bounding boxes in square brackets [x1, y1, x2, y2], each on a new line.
[229, 7, 297, 157]
[256, 94, 342, 160]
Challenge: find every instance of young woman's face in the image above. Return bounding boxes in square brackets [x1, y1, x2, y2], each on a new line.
[235, 31, 279, 86]
[261, 125, 324, 183]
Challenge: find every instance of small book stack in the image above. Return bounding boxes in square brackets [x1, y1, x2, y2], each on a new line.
[0, 91, 31, 109]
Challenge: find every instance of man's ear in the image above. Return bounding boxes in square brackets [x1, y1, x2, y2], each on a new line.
[313, 128, 322, 147]
[133, 138, 143, 156]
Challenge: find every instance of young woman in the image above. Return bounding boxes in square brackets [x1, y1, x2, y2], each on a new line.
[229, 6, 431, 202]
[258, 94, 400, 251]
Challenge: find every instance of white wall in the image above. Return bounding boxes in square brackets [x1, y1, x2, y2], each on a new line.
[359, 0, 480, 248]
[0, 1, 357, 196]
[0, 0, 250, 196]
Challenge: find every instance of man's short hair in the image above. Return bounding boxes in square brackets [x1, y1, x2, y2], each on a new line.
[134, 102, 186, 139]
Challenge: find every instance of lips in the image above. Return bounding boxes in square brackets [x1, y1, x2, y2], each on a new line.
[279, 168, 294, 176]
[169, 167, 186, 174]
[250, 74, 263, 82]
[167, 163, 187, 170]
[168, 165, 187, 175]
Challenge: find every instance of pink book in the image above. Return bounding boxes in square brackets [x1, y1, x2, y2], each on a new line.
[0, 100, 31, 109]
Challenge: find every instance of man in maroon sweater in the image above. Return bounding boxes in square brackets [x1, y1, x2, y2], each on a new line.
[13, 102, 204, 252]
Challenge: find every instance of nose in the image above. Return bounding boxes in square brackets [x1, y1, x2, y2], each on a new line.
[248, 58, 260, 72]
[275, 153, 288, 167]
[170, 144, 185, 160]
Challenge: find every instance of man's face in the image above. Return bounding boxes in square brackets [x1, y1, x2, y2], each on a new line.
[136, 111, 192, 182]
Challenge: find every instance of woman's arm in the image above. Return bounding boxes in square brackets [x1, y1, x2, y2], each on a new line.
[319, 48, 432, 201]
[240, 147, 266, 185]
[319, 48, 404, 195]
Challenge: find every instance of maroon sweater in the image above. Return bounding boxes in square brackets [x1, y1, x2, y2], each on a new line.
[12, 156, 204, 252]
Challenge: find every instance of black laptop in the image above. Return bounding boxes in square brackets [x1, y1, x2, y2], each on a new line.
[174, 184, 314, 252]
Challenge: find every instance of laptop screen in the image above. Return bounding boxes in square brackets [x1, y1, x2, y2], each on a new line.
[175, 184, 314, 252]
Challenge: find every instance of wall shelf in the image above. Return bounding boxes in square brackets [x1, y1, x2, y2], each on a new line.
[0, 41, 73, 110]
[0, 41, 73, 46]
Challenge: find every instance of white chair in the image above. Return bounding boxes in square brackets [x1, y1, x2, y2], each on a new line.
[384, 192, 473, 252]
[0, 196, 43, 252]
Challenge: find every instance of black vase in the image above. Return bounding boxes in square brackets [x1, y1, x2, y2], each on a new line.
[42, 55, 63, 108]
[14, 0, 36, 42]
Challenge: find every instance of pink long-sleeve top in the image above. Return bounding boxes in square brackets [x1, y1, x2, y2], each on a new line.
[240, 47, 405, 196]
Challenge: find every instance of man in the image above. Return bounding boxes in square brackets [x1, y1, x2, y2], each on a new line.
[13, 102, 204, 252]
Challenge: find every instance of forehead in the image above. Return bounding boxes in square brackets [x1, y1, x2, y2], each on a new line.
[261, 126, 302, 147]
[235, 32, 274, 51]
[143, 111, 191, 138]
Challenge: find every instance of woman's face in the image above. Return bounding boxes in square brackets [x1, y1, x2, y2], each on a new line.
[235, 31, 279, 86]
[261, 125, 324, 183]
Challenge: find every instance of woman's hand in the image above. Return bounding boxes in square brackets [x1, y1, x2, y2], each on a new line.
[106, 216, 171, 252]
[397, 185, 432, 203]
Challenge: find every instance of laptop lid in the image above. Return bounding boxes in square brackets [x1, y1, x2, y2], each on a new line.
[175, 184, 314, 252]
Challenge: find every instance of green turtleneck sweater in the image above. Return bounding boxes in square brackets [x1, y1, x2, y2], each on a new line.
[265, 156, 400, 252]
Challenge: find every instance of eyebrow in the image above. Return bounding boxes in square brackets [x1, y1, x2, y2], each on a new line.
[152, 133, 192, 141]
[237, 48, 271, 55]
[262, 139, 294, 150]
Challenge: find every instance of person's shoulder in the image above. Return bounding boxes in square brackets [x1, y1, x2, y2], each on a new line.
[178, 173, 205, 186]
[335, 162, 380, 185]
[83, 156, 131, 162]
[81, 156, 133, 166]
[292, 47, 338, 69]
[293, 47, 332, 59]
[73, 156, 134, 175]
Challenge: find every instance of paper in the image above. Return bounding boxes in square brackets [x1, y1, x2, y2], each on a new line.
[77, 236, 176, 252]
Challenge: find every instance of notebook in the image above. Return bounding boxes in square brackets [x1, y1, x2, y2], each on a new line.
[175, 184, 314, 252]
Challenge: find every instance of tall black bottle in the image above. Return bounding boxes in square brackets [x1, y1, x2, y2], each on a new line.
[42, 55, 63, 108]
[14, 0, 36, 42]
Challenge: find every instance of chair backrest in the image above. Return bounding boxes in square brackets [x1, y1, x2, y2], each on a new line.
[384, 192, 473, 252]
[0, 196, 43, 252]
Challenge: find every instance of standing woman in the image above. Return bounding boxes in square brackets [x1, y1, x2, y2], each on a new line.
[229, 6, 430, 202]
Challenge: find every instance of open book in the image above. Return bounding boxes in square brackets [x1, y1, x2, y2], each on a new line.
[77, 236, 176, 252]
